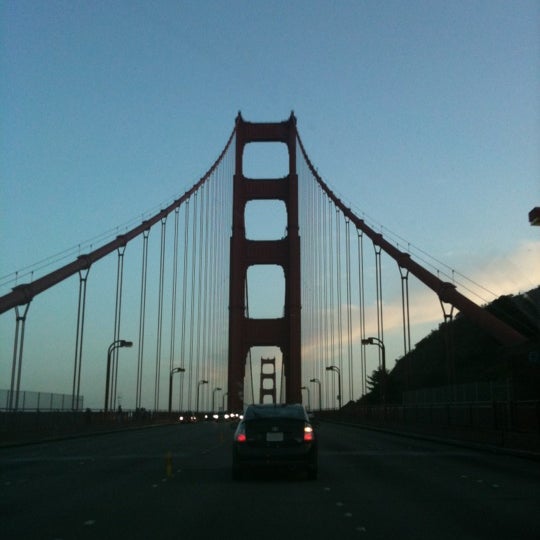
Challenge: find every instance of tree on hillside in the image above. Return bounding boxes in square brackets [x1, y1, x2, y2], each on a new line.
[361, 367, 400, 404]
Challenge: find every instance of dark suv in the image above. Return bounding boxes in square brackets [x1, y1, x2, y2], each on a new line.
[232, 403, 318, 480]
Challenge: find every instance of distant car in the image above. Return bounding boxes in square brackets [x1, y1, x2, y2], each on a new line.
[178, 412, 197, 423]
[232, 403, 318, 480]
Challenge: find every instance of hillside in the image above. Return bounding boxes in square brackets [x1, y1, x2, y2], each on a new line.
[360, 286, 540, 404]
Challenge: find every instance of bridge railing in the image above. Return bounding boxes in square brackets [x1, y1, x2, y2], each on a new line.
[320, 400, 540, 454]
[403, 380, 511, 404]
[0, 408, 176, 446]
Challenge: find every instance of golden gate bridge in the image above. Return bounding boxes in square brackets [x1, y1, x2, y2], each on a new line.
[0, 113, 530, 415]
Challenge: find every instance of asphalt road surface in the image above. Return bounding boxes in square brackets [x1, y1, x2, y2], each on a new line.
[1, 421, 538, 539]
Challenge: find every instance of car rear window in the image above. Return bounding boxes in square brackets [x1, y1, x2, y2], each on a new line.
[244, 404, 306, 420]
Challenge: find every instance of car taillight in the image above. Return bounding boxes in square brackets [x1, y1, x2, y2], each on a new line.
[236, 429, 247, 443]
[303, 424, 314, 442]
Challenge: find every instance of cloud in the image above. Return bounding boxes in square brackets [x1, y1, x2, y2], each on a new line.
[301, 240, 540, 361]
[465, 240, 540, 299]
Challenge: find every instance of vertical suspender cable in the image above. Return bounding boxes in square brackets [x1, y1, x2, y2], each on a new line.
[325, 199, 337, 409]
[208, 176, 217, 391]
[399, 266, 411, 391]
[136, 229, 150, 410]
[440, 301, 456, 390]
[299, 162, 308, 379]
[195, 186, 205, 409]
[310, 185, 317, 385]
[357, 230, 366, 396]
[311, 188, 324, 386]
[327, 199, 335, 408]
[169, 208, 180, 383]
[345, 218, 353, 402]
[335, 208, 343, 404]
[279, 355, 286, 403]
[215, 161, 224, 394]
[202, 183, 211, 390]
[322, 195, 329, 409]
[188, 193, 198, 411]
[213, 164, 223, 391]
[399, 267, 411, 354]
[223, 145, 234, 389]
[374, 244, 384, 370]
[179, 201, 190, 410]
[111, 245, 126, 411]
[215, 171, 223, 389]
[9, 303, 30, 411]
[154, 217, 167, 411]
[72, 266, 90, 410]
[217, 150, 228, 390]
[245, 279, 254, 403]
[305, 167, 314, 384]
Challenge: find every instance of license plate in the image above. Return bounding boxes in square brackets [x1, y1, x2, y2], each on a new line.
[266, 432, 284, 442]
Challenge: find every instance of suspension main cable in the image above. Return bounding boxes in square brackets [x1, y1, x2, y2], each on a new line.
[0, 125, 237, 315]
[296, 129, 527, 347]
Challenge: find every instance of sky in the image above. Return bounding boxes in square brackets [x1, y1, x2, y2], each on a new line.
[1, 0, 539, 409]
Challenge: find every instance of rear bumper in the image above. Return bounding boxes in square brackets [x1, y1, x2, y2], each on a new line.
[233, 443, 317, 469]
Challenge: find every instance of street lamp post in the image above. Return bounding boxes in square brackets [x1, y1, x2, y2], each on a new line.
[104, 339, 132, 413]
[168, 367, 186, 415]
[222, 392, 228, 412]
[212, 387, 222, 413]
[362, 336, 387, 404]
[196, 379, 208, 413]
[301, 385, 311, 411]
[325, 366, 342, 410]
[310, 378, 322, 411]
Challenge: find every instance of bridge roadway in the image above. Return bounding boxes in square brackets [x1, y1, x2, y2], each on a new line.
[1, 421, 538, 539]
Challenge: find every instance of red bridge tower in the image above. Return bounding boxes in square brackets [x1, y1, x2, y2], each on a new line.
[227, 113, 301, 411]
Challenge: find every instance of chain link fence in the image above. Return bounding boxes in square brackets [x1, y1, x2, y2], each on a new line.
[1, 389, 83, 411]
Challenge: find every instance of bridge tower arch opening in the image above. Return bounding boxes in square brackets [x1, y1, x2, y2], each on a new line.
[259, 357, 277, 404]
[228, 113, 301, 411]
